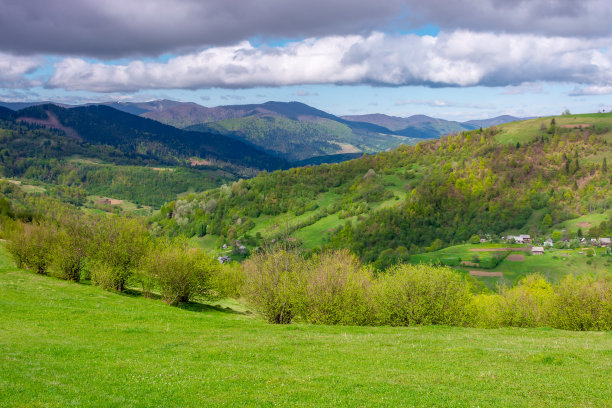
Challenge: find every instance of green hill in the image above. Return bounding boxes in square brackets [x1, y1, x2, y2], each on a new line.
[1, 249, 609, 407]
[0, 104, 291, 207]
[155, 112, 612, 275]
[187, 115, 416, 161]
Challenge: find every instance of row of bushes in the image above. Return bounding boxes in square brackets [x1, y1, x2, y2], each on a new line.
[2, 214, 610, 330]
[1, 213, 222, 306]
[241, 249, 612, 330]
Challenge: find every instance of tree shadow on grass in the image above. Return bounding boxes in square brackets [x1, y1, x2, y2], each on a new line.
[177, 301, 246, 315]
[97, 284, 247, 315]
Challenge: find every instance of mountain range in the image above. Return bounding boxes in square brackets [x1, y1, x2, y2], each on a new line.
[0, 100, 528, 162]
[3, 103, 288, 172]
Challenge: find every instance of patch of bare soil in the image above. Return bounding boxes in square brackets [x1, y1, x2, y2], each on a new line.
[334, 143, 360, 154]
[17, 110, 81, 141]
[507, 254, 525, 261]
[189, 158, 213, 166]
[577, 222, 592, 228]
[469, 271, 503, 277]
[460, 261, 479, 267]
[560, 124, 590, 128]
[470, 247, 529, 252]
[95, 198, 123, 206]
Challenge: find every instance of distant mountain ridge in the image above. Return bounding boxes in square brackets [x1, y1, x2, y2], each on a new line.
[463, 115, 526, 128]
[8, 103, 288, 172]
[1, 98, 533, 162]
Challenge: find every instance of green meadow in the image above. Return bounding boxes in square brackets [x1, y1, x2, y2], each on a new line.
[411, 243, 612, 288]
[1, 247, 611, 407]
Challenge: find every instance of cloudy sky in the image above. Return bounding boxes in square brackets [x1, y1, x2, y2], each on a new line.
[1, 0, 611, 120]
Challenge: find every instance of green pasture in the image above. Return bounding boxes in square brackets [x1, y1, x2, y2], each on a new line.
[495, 112, 612, 145]
[0, 248, 611, 407]
[413, 243, 612, 288]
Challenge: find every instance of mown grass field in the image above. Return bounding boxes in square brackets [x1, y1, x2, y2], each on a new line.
[1, 247, 611, 407]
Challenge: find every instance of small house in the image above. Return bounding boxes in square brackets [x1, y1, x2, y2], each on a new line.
[520, 234, 532, 243]
[543, 239, 553, 247]
[599, 237, 611, 247]
[217, 255, 232, 264]
[531, 246, 544, 255]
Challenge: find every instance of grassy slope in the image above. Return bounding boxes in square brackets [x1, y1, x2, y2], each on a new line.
[496, 113, 612, 145]
[184, 112, 611, 260]
[1, 250, 611, 407]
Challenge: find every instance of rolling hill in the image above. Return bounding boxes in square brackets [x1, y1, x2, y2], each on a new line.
[153, 112, 612, 280]
[0, 104, 289, 207]
[12, 104, 288, 171]
[142, 101, 419, 161]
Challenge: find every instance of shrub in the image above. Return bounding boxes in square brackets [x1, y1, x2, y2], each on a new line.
[211, 262, 244, 299]
[138, 240, 217, 305]
[468, 293, 506, 328]
[89, 216, 150, 291]
[5, 221, 54, 274]
[241, 248, 306, 324]
[90, 261, 127, 292]
[551, 275, 612, 331]
[373, 264, 472, 326]
[497, 275, 554, 327]
[299, 250, 375, 325]
[51, 215, 92, 282]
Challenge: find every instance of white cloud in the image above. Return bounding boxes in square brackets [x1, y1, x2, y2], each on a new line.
[47, 31, 612, 92]
[569, 85, 612, 95]
[0, 53, 43, 88]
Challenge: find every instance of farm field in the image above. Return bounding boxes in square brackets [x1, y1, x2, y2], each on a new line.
[557, 211, 611, 233]
[411, 243, 612, 287]
[0, 248, 611, 407]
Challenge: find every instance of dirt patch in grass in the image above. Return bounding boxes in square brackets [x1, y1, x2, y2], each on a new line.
[470, 247, 527, 252]
[469, 270, 503, 277]
[507, 254, 525, 261]
[560, 124, 590, 129]
[95, 198, 123, 205]
[190, 158, 213, 166]
[577, 222, 592, 228]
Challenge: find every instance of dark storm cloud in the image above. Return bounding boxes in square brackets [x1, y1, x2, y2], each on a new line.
[406, 0, 612, 38]
[1, 0, 610, 58]
[0, 0, 405, 57]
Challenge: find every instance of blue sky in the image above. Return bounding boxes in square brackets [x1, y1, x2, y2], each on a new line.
[1, 0, 611, 121]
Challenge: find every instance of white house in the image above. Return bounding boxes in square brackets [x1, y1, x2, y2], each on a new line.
[532, 246, 544, 255]
[599, 237, 611, 247]
[508, 234, 531, 244]
[544, 239, 553, 247]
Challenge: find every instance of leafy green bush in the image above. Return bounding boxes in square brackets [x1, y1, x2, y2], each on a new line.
[51, 215, 92, 282]
[241, 248, 306, 324]
[551, 275, 612, 331]
[373, 264, 472, 326]
[5, 221, 54, 274]
[299, 250, 375, 325]
[210, 262, 244, 299]
[88, 216, 150, 291]
[468, 293, 506, 328]
[137, 239, 217, 305]
[497, 275, 554, 328]
[90, 261, 126, 292]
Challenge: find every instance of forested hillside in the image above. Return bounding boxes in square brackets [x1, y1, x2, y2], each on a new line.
[153, 113, 612, 267]
[0, 104, 290, 206]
